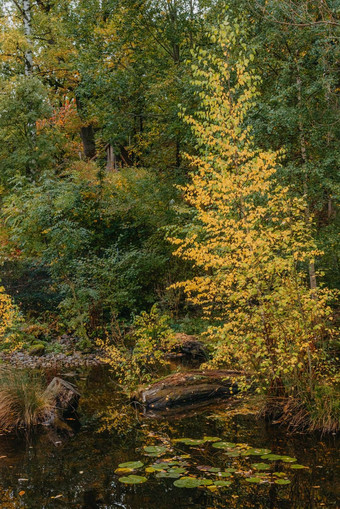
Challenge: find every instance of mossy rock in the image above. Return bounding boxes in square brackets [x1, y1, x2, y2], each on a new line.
[28, 343, 46, 356]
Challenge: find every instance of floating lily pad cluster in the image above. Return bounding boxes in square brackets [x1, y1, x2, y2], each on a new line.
[115, 436, 307, 487]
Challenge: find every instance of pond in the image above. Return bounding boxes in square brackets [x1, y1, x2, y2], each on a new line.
[0, 366, 338, 508]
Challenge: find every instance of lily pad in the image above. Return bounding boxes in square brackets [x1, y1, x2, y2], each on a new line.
[275, 479, 291, 485]
[214, 480, 232, 487]
[290, 464, 307, 469]
[151, 463, 170, 470]
[212, 441, 236, 449]
[260, 454, 282, 461]
[168, 467, 186, 474]
[218, 471, 232, 478]
[199, 479, 214, 486]
[280, 456, 297, 463]
[118, 475, 147, 484]
[251, 463, 270, 471]
[156, 472, 181, 479]
[243, 448, 271, 456]
[245, 476, 263, 484]
[143, 445, 168, 456]
[226, 451, 240, 457]
[118, 461, 144, 469]
[173, 438, 204, 446]
[173, 477, 203, 488]
[203, 436, 221, 442]
[225, 467, 237, 473]
[114, 467, 134, 475]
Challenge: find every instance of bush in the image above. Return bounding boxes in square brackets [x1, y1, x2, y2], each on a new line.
[0, 286, 22, 351]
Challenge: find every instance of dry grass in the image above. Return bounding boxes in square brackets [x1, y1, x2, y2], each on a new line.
[0, 368, 54, 431]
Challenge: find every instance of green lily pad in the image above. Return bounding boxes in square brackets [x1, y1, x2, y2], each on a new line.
[118, 461, 144, 469]
[251, 463, 270, 471]
[243, 448, 271, 456]
[168, 467, 186, 474]
[212, 441, 236, 449]
[226, 451, 240, 457]
[260, 454, 282, 461]
[173, 477, 203, 488]
[199, 479, 214, 486]
[203, 436, 221, 442]
[275, 479, 291, 485]
[207, 467, 221, 473]
[173, 438, 204, 446]
[118, 475, 147, 484]
[290, 464, 307, 469]
[245, 476, 263, 483]
[218, 471, 232, 478]
[156, 471, 181, 479]
[214, 480, 232, 487]
[143, 445, 168, 456]
[225, 467, 237, 473]
[280, 456, 297, 463]
[151, 463, 170, 470]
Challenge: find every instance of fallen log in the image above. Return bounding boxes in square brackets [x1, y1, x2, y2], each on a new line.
[132, 370, 243, 411]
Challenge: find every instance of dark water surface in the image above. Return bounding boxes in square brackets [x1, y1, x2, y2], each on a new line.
[0, 367, 338, 509]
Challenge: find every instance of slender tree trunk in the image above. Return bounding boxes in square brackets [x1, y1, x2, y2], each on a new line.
[23, 0, 33, 75]
[76, 97, 96, 159]
[296, 67, 317, 292]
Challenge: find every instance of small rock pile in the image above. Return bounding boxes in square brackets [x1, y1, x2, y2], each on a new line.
[0, 351, 103, 369]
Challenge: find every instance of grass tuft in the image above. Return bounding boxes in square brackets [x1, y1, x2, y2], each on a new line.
[0, 368, 54, 431]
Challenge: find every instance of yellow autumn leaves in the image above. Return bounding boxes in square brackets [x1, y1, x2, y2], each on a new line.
[169, 18, 336, 391]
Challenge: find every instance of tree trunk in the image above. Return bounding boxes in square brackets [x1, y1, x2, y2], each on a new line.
[23, 0, 33, 75]
[80, 125, 96, 159]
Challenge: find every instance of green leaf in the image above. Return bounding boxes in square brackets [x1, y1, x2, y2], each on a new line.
[243, 448, 271, 456]
[156, 472, 181, 479]
[214, 480, 232, 487]
[275, 479, 291, 485]
[245, 477, 263, 483]
[173, 477, 203, 488]
[118, 461, 144, 469]
[118, 475, 147, 484]
[143, 445, 168, 456]
[279, 456, 297, 463]
[212, 441, 236, 449]
[260, 454, 282, 461]
[173, 438, 205, 446]
[251, 463, 270, 471]
[290, 464, 307, 469]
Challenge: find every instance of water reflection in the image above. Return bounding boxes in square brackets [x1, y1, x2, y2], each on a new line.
[0, 367, 337, 508]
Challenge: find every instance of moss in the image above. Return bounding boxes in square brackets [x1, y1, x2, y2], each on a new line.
[28, 343, 46, 356]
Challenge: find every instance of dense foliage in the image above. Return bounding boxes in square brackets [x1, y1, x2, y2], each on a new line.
[0, 0, 338, 430]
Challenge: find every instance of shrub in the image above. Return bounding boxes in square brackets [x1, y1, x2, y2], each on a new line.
[0, 286, 22, 351]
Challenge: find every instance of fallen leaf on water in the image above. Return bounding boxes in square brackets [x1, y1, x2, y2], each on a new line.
[19, 491, 25, 496]
[51, 494, 63, 499]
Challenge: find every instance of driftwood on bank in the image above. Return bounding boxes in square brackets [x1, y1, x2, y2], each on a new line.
[132, 370, 243, 411]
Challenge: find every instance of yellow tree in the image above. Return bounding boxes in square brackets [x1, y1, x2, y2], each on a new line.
[170, 19, 335, 399]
